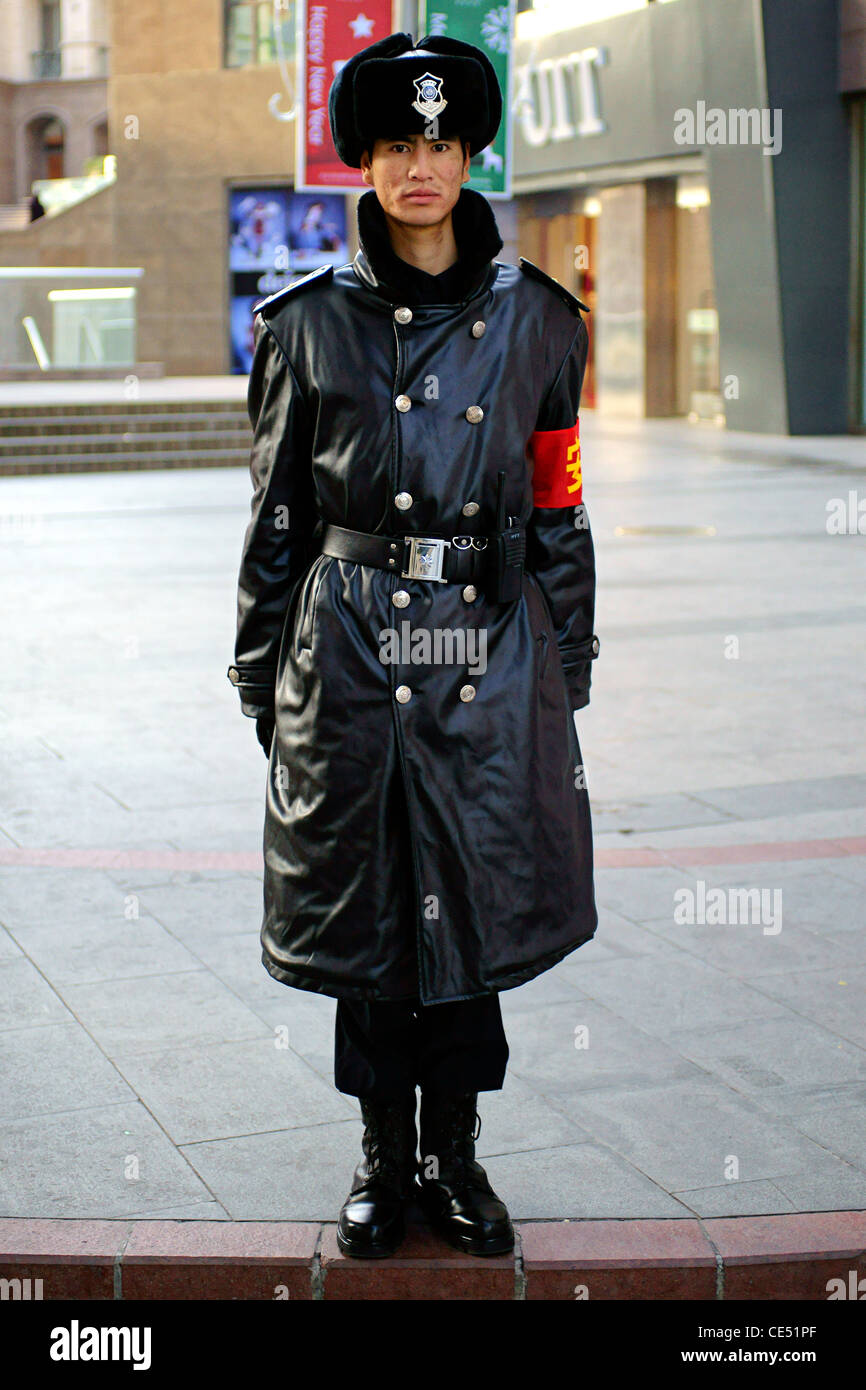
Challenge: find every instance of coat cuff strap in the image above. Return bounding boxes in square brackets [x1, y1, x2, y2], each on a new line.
[227, 663, 276, 713]
[559, 634, 599, 712]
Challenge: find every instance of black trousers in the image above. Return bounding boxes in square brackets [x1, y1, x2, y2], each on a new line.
[334, 994, 509, 1100]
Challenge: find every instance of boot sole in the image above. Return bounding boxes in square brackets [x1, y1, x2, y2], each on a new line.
[336, 1221, 406, 1259]
[427, 1217, 515, 1257]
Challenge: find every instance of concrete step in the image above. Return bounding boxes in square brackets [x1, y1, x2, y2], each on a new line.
[0, 202, 31, 231]
[0, 400, 249, 419]
[0, 399, 252, 473]
[0, 447, 249, 475]
[0, 413, 249, 436]
[0, 430, 251, 454]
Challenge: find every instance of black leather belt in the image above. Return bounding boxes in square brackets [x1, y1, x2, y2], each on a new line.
[321, 523, 497, 584]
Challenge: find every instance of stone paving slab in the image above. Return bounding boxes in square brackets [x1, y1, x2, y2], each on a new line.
[57, 970, 272, 1059]
[0, 1103, 214, 1218]
[0, 416, 864, 1232]
[114, 1037, 355, 1145]
[0, 1023, 134, 1123]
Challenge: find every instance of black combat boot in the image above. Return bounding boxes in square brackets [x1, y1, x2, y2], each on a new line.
[336, 1093, 418, 1258]
[415, 1090, 514, 1256]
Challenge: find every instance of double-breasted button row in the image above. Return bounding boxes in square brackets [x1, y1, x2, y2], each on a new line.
[395, 682, 477, 705]
[395, 395, 483, 422]
[391, 585, 476, 606]
[394, 306, 484, 337]
[393, 325, 482, 529]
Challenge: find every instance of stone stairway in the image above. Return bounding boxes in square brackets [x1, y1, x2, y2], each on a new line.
[0, 399, 251, 475]
[0, 201, 32, 231]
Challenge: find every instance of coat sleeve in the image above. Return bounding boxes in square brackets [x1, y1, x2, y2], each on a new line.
[227, 313, 318, 718]
[525, 315, 600, 711]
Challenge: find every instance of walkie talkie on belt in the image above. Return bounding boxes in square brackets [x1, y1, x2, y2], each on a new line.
[488, 470, 525, 604]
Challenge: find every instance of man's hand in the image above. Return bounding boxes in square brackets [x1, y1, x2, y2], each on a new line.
[255, 713, 276, 758]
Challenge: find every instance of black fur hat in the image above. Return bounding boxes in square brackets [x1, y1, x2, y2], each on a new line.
[328, 31, 502, 169]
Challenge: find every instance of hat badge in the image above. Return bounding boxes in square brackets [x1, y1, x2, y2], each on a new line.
[411, 72, 447, 119]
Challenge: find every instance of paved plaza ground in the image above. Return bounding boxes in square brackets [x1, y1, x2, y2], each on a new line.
[1, 411, 865, 1223]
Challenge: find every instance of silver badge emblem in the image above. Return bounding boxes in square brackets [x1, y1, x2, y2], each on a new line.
[411, 72, 447, 120]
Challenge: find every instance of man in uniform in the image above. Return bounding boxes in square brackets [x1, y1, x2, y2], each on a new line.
[228, 31, 600, 1259]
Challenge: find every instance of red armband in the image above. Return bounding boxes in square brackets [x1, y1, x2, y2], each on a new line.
[529, 415, 582, 507]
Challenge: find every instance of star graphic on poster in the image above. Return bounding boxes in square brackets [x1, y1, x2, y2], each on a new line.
[349, 13, 375, 38]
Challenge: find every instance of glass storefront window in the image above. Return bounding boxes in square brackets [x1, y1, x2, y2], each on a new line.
[675, 173, 722, 423]
[0, 269, 140, 371]
[516, 188, 599, 409]
[518, 171, 719, 421]
[224, 0, 296, 69]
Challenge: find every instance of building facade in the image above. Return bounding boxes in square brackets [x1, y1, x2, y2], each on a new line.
[0, 0, 109, 206]
[0, 0, 861, 435]
[510, 0, 853, 434]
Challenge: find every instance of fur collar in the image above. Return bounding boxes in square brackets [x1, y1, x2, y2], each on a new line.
[354, 185, 503, 305]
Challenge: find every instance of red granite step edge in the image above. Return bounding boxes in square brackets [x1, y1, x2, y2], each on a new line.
[0, 1213, 864, 1300]
[701, 1212, 866, 1301]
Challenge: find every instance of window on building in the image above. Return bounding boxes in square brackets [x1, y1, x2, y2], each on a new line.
[41, 0, 60, 52]
[32, 0, 61, 78]
[224, 0, 296, 68]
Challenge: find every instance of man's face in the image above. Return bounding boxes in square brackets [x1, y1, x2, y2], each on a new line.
[359, 134, 471, 225]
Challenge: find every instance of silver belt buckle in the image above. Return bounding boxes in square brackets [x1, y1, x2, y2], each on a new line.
[402, 535, 449, 582]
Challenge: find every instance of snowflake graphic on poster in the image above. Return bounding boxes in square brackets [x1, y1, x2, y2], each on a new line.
[480, 6, 510, 54]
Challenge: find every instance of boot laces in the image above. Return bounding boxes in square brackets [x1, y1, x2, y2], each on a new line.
[361, 1099, 416, 1191]
[426, 1094, 482, 1178]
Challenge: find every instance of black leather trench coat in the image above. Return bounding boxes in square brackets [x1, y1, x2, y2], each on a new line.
[228, 225, 600, 1004]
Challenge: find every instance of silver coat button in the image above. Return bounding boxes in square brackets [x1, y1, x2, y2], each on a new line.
[228, 667, 240, 685]
[395, 492, 413, 511]
[592, 636, 600, 654]
[459, 684, 476, 702]
[465, 405, 484, 424]
[462, 585, 477, 603]
[394, 306, 413, 324]
[395, 394, 412, 412]
[471, 321, 486, 338]
[461, 501, 480, 517]
[395, 685, 412, 703]
[392, 590, 410, 608]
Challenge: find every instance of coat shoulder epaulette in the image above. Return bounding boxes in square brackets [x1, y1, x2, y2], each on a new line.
[254, 264, 334, 318]
[518, 257, 589, 316]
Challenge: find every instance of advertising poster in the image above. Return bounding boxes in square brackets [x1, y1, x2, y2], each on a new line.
[296, 0, 397, 193]
[418, 0, 514, 197]
[228, 186, 348, 372]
